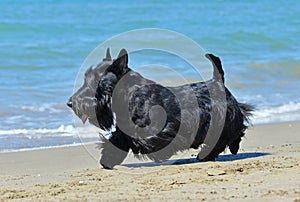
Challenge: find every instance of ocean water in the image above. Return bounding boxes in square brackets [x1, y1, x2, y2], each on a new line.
[0, 0, 299, 152]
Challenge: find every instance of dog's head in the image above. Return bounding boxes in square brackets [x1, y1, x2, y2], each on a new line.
[67, 48, 130, 130]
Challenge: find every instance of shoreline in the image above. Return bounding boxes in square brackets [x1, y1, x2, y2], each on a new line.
[1, 121, 299, 201]
[0, 141, 97, 154]
[0, 120, 300, 155]
[1, 120, 299, 155]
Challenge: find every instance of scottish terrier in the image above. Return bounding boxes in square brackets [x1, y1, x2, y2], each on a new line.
[67, 48, 254, 169]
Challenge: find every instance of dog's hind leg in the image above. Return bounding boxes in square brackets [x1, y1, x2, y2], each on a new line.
[228, 137, 241, 154]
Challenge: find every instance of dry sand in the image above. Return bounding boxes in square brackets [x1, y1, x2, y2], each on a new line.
[0, 122, 299, 201]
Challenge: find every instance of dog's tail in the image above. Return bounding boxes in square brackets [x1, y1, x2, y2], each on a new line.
[238, 102, 255, 124]
[205, 53, 225, 83]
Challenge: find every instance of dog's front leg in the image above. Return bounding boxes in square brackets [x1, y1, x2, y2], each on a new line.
[100, 128, 130, 169]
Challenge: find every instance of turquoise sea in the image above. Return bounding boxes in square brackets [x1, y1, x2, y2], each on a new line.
[0, 0, 300, 152]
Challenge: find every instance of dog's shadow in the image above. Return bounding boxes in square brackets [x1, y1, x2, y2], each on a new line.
[122, 152, 270, 168]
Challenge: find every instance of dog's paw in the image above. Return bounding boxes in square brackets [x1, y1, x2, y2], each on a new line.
[196, 144, 216, 161]
[100, 163, 114, 170]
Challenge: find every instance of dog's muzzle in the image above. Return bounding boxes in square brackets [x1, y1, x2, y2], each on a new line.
[67, 97, 72, 108]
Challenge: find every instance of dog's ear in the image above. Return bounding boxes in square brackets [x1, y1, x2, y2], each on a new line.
[103, 48, 112, 61]
[114, 48, 128, 69]
[110, 49, 128, 75]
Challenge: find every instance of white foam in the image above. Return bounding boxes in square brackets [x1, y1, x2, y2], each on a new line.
[253, 102, 300, 124]
[0, 125, 73, 136]
[0, 124, 107, 141]
[73, 125, 105, 139]
[11, 103, 65, 113]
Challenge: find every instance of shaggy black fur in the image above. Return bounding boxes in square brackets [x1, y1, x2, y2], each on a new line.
[67, 48, 254, 169]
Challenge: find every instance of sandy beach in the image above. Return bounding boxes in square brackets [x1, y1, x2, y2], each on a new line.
[0, 122, 299, 201]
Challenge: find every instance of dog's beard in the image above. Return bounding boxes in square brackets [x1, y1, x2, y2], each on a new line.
[72, 100, 114, 131]
[71, 96, 98, 125]
[71, 83, 115, 130]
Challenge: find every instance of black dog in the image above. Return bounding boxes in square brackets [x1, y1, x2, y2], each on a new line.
[67, 48, 254, 169]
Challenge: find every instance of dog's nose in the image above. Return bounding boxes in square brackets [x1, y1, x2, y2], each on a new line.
[67, 98, 72, 108]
